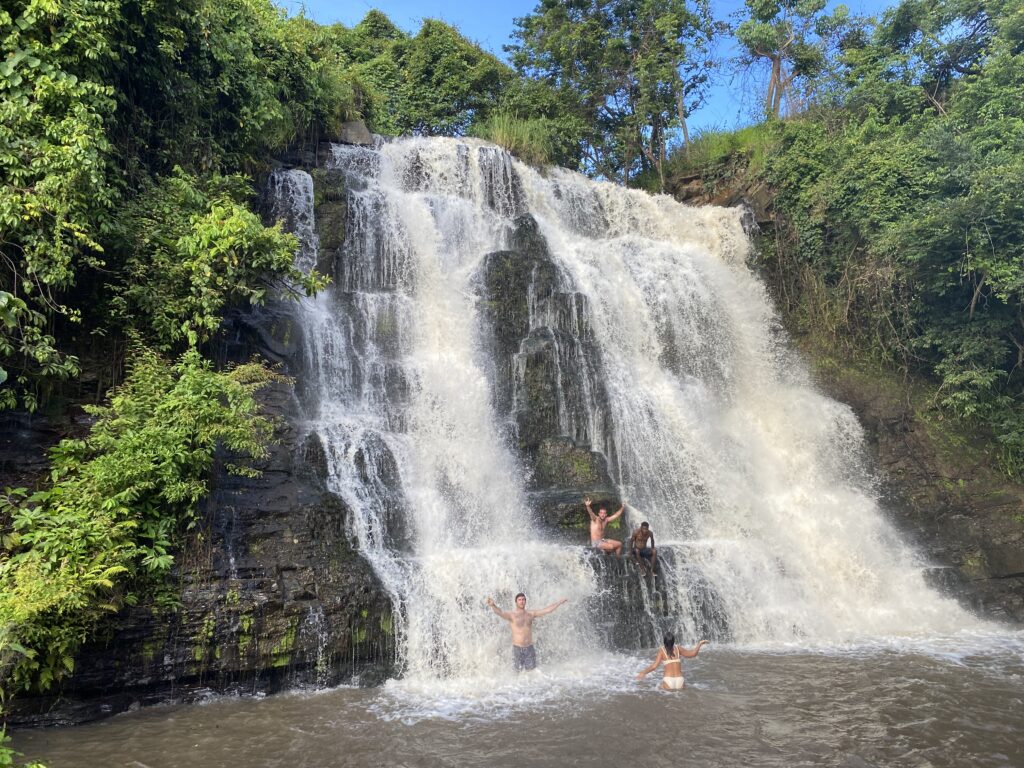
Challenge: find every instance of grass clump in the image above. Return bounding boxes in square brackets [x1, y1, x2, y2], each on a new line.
[667, 123, 777, 179]
[471, 113, 555, 166]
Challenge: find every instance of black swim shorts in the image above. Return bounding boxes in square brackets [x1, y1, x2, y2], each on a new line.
[513, 644, 537, 671]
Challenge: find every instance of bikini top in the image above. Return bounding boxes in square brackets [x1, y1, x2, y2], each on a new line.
[662, 652, 681, 666]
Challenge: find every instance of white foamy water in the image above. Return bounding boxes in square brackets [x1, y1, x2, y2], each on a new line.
[518, 163, 979, 642]
[267, 136, 993, 697]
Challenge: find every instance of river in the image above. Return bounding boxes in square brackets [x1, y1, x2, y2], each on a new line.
[15, 636, 1024, 767]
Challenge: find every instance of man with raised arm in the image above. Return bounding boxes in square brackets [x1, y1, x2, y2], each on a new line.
[584, 496, 624, 556]
[485, 592, 567, 671]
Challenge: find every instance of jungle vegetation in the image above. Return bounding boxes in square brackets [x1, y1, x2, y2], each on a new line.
[657, 0, 1024, 479]
[0, 0, 1021, 737]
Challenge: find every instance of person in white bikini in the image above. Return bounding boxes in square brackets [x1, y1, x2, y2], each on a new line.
[636, 632, 709, 690]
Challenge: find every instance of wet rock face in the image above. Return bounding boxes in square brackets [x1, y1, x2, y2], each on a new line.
[7, 310, 396, 727]
[0, 412, 61, 490]
[478, 215, 621, 544]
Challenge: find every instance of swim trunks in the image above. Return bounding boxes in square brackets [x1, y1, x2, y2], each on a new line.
[636, 547, 654, 560]
[591, 538, 608, 549]
[513, 644, 537, 671]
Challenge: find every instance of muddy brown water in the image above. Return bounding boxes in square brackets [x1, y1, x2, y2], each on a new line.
[14, 643, 1024, 768]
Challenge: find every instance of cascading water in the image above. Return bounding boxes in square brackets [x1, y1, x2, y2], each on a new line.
[267, 136, 980, 693]
[518, 165, 974, 641]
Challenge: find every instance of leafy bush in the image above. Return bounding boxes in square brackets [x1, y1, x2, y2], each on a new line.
[0, 293, 79, 412]
[0, 347, 280, 693]
[111, 170, 328, 351]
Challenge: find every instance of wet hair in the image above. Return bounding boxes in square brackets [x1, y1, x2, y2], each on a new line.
[663, 631, 676, 659]
[640, 521, 649, 528]
[515, 592, 526, 601]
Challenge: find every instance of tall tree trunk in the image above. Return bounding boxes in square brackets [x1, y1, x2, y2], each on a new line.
[658, 126, 666, 193]
[772, 59, 786, 116]
[677, 87, 690, 158]
[767, 56, 783, 117]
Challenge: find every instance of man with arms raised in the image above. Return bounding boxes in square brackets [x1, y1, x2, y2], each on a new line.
[584, 496, 624, 556]
[485, 593, 567, 671]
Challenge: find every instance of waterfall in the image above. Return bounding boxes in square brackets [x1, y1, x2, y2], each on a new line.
[266, 137, 976, 688]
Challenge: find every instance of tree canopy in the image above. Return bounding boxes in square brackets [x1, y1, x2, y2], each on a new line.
[753, 0, 1024, 475]
[509, 0, 719, 185]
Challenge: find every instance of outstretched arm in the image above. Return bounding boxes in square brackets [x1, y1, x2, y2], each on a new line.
[607, 503, 625, 522]
[679, 640, 709, 658]
[583, 497, 598, 521]
[531, 598, 568, 617]
[636, 648, 665, 679]
[485, 597, 512, 621]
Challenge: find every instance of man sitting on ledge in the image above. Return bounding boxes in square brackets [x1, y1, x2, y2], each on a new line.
[584, 496, 624, 556]
[629, 521, 657, 573]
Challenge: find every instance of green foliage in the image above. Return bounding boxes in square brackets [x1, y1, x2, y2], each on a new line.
[343, 14, 513, 137]
[0, 347, 280, 693]
[111, 170, 328, 351]
[509, 0, 719, 184]
[657, 123, 775, 181]
[110, 0, 363, 176]
[0, 0, 118, 290]
[470, 113, 555, 166]
[740, 0, 1024, 477]
[1, 0, 350, 410]
[0, 0, 118, 410]
[0, 292, 80, 412]
[735, 0, 853, 117]
[398, 19, 511, 136]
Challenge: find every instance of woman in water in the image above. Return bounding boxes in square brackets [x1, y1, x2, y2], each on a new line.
[636, 632, 709, 690]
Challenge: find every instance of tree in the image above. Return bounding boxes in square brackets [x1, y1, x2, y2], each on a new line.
[735, 0, 851, 118]
[396, 20, 512, 136]
[509, 0, 719, 186]
[759, 0, 1024, 475]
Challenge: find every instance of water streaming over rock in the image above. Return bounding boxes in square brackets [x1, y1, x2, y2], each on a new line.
[266, 137, 978, 689]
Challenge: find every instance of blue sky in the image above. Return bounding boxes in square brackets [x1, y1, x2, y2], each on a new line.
[282, 0, 897, 133]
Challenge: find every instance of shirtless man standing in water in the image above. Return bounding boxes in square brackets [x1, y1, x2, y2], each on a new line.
[584, 497, 624, 556]
[485, 593, 567, 671]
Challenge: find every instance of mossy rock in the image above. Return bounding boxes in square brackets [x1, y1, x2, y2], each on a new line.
[316, 200, 347, 254]
[533, 436, 609, 489]
[310, 168, 348, 204]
